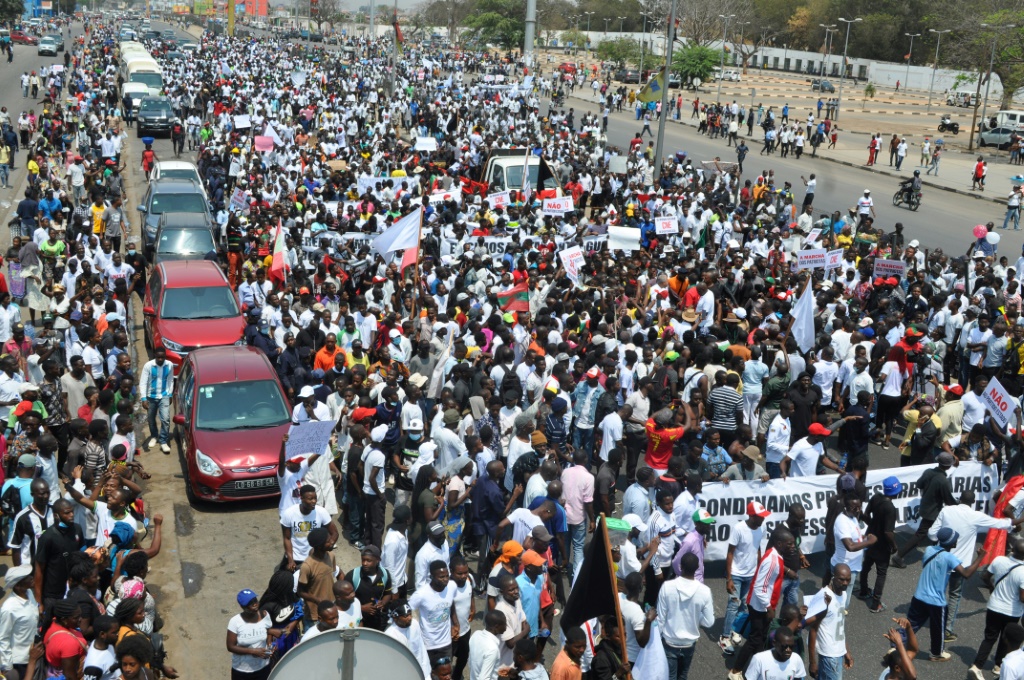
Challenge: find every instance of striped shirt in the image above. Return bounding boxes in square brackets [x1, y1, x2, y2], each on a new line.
[747, 547, 785, 612]
[139, 359, 174, 400]
[707, 385, 744, 431]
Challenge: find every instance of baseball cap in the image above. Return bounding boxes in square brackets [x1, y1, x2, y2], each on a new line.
[531, 525, 553, 542]
[747, 501, 771, 518]
[693, 509, 716, 525]
[236, 589, 259, 607]
[443, 409, 461, 425]
[621, 513, 648, 533]
[361, 544, 382, 559]
[521, 549, 546, 567]
[808, 423, 831, 437]
[664, 351, 680, 362]
[370, 424, 389, 442]
[937, 452, 955, 467]
[428, 521, 445, 537]
[585, 367, 600, 378]
[943, 384, 965, 396]
[392, 505, 412, 525]
[16, 454, 36, 468]
[407, 418, 424, 431]
[883, 476, 904, 497]
[297, 385, 315, 398]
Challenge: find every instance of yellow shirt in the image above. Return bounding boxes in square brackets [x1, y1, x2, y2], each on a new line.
[91, 204, 106, 235]
[26, 159, 38, 176]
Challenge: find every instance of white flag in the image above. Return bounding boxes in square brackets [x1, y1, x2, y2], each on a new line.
[428, 335, 452, 400]
[371, 207, 422, 257]
[791, 281, 816, 353]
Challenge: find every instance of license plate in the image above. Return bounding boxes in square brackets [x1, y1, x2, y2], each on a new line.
[236, 478, 274, 489]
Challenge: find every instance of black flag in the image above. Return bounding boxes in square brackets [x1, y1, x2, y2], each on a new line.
[560, 516, 618, 631]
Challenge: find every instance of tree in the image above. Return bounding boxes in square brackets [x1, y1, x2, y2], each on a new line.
[672, 43, 721, 86]
[596, 37, 641, 65]
[463, 0, 525, 50]
[0, 0, 23, 21]
[414, 0, 476, 44]
[560, 28, 588, 50]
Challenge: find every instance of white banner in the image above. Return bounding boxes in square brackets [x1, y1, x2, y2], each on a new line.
[233, 114, 252, 129]
[543, 197, 574, 216]
[873, 258, 908, 279]
[559, 245, 586, 286]
[480, 236, 512, 259]
[355, 175, 421, 197]
[428, 190, 462, 206]
[414, 136, 438, 152]
[485, 191, 511, 210]
[825, 248, 845, 272]
[982, 377, 1016, 429]
[796, 248, 827, 270]
[285, 420, 336, 457]
[608, 226, 641, 252]
[583, 235, 608, 253]
[695, 462, 997, 561]
[654, 216, 678, 236]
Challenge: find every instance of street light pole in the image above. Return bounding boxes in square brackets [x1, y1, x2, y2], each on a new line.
[604, 17, 610, 36]
[585, 11, 594, 55]
[974, 23, 1016, 150]
[735, 20, 750, 73]
[653, 0, 678, 175]
[639, 12, 651, 76]
[819, 24, 836, 78]
[927, 29, 951, 112]
[904, 32, 920, 90]
[716, 13, 734, 102]
[835, 17, 862, 123]
[618, 16, 626, 33]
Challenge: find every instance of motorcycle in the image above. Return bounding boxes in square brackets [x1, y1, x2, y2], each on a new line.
[892, 187, 922, 211]
[938, 115, 960, 134]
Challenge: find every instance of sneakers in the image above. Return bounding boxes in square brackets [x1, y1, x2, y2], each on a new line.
[890, 556, 907, 569]
[969, 666, 986, 680]
[853, 591, 870, 601]
[945, 632, 958, 642]
[727, 671, 744, 680]
[161, 443, 171, 454]
[929, 652, 952, 662]
[146, 437, 157, 450]
[868, 602, 887, 613]
[994, 666, 1001, 676]
[353, 541, 366, 550]
[719, 637, 736, 655]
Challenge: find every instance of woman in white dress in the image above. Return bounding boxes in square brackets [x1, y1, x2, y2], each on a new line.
[18, 241, 48, 325]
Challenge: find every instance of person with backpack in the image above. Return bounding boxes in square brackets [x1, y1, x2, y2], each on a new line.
[1, 455, 38, 552]
[171, 118, 185, 157]
[345, 544, 392, 632]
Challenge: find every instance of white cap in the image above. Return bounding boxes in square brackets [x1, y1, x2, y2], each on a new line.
[622, 513, 648, 533]
[370, 424, 389, 442]
[407, 418, 424, 430]
[297, 385, 315, 398]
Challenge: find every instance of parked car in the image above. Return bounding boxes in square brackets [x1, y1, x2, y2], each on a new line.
[558, 62, 578, 75]
[137, 178, 213, 253]
[978, 126, 1017, 149]
[326, 35, 339, 45]
[37, 36, 57, 56]
[172, 346, 291, 502]
[811, 78, 836, 93]
[721, 69, 741, 82]
[136, 95, 174, 138]
[11, 31, 38, 45]
[142, 260, 245, 372]
[615, 69, 642, 84]
[152, 213, 219, 266]
[309, 31, 323, 41]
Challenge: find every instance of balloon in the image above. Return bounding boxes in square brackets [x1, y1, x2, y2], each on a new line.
[974, 224, 988, 238]
[987, 231, 1001, 244]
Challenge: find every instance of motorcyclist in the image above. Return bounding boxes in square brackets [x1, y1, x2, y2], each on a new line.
[900, 170, 922, 203]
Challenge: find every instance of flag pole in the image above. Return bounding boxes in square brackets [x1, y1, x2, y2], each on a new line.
[411, 208, 423, 319]
[599, 513, 631, 674]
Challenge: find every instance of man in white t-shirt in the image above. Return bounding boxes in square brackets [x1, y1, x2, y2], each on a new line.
[720, 501, 769, 653]
[409, 561, 458, 663]
[280, 486, 336, 571]
[598, 405, 625, 462]
[277, 430, 323, 516]
[743, 627, 807, 680]
[831, 494, 876, 612]
[782, 423, 832, 477]
[362, 425, 389, 548]
[332, 580, 363, 629]
[805, 564, 853, 679]
[970, 536, 1024, 679]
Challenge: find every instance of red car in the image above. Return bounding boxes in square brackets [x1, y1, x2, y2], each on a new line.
[142, 260, 245, 373]
[558, 62, 577, 75]
[11, 31, 37, 45]
[173, 346, 291, 502]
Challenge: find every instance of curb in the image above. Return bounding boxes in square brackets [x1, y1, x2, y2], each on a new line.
[568, 92, 1005, 205]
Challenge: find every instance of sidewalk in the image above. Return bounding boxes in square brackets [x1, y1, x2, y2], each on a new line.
[569, 90, 1011, 206]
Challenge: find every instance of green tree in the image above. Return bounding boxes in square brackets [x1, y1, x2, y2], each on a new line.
[560, 27, 587, 49]
[0, 0, 23, 21]
[596, 37, 640, 65]
[463, 0, 524, 50]
[672, 43, 721, 86]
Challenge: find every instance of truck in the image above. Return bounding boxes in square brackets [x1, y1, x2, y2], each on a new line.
[477, 148, 563, 198]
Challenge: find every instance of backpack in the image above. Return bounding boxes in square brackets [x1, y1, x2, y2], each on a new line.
[500, 365, 522, 402]
[172, 123, 183, 136]
[512, 451, 541, 489]
[1, 481, 23, 517]
[351, 566, 389, 592]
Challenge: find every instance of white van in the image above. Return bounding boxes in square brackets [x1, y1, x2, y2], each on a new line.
[983, 110, 1024, 132]
[946, 90, 978, 108]
[124, 59, 163, 97]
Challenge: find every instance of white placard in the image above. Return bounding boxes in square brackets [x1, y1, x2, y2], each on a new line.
[654, 216, 678, 236]
[229, 188, 249, 213]
[805, 228, 822, 245]
[825, 248, 845, 271]
[285, 420, 336, 457]
[542, 196, 574, 216]
[559, 245, 586, 286]
[796, 248, 827, 270]
[428, 190, 461, 206]
[233, 114, 252, 129]
[486, 191, 511, 210]
[982, 377, 1016, 429]
[873, 258, 908, 279]
[608, 226, 641, 252]
[414, 136, 438, 152]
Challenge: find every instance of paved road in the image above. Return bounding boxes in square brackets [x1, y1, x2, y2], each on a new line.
[89, 22, 1012, 680]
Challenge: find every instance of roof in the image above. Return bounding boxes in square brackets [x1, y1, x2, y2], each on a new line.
[154, 160, 199, 172]
[158, 260, 229, 288]
[157, 212, 210, 229]
[189, 346, 278, 385]
[149, 178, 204, 194]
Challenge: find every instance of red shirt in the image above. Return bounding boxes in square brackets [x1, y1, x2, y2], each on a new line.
[644, 419, 685, 471]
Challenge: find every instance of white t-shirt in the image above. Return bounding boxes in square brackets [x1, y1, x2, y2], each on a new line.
[279, 503, 332, 562]
[598, 413, 623, 462]
[453, 576, 475, 631]
[747, 649, 807, 680]
[785, 438, 822, 477]
[879, 361, 904, 397]
[832, 513, 866, 572]
[408, 582, 456, 651]
[1001, 648, 1024, 680]
[729, 520, 764, 578]
[962, 390, 988, 431]
[92, 502, 140, 548]
[988, 556, 1024, 617]
[227, 613, 272, 672]
[362, 447, 386, 495]
[82, 641, 119, 680]
[277, 459, 310, 513]
[509, 507, 542, 545]
[619, 593, 646, 662]
[805, 586, 847, 658]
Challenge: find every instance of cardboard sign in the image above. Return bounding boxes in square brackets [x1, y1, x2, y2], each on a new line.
[654, 216, 678, 236]
[873, 258, 908, 279]
[982, 377, 1017, 429]
[608, 156, 628, 174]
[233, 114, 252, 129]
[559, 245, 586, 286]
[254, 136, 274, 151]
[825, 248, 845, 271]
[285, 420, 336, 457]
[805, 228, 822, 245]
[796, 248, 828, 270]
[542, 197, 574, 216]
[229, 188, 249, 213]
[608, 226, 641, 252]
[486, 191, 511, 210]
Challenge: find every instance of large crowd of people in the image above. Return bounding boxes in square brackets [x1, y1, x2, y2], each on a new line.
[1, 10, 1024, 680]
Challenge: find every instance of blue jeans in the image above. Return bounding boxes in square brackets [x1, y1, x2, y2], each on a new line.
[1004, 207, 1021, 230]
[766, 461, 783, 479]
[663, 641, 695, 680]
[782, 577, 801, 605]
[568, 522, 586, 576]
[572, 426, 595, 463]
[147, 396, 170, 444]
[722, 574, 752, 638]
[817, 654, 844, 680]
[0, 163, 9, 187]
[344, 489, 364, 542]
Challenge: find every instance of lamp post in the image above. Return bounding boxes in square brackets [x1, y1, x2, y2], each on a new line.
[569, 15, 580, 56]
[835, 16, 862, 123]
[618, 15, 626, 33]
[735, 20, 750, 72]
[926, 29, 951, 111]
[653, 0, 678, 175]
[974, 23, 1017, 151]
[903, 32, 920, 90]
[639, 12, 654, 76]
[584, 11, 594, 54]
[604, 17, 610, 36]
[716, 13, 735, 102]
[783, 42, 788, 71]
[819, 24, 835, 77]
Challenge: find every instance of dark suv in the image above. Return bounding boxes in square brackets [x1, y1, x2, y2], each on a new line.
[152, 213, 219, 265]
[137, 96, 174, 137]
[137, 179, 213, 254]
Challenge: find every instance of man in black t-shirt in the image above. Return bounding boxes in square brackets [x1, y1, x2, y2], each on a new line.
[346, 545, 392, 631]
[858, 476, 901, 612]
[769, 502, 809, 607]
[33, 499, 85, 609]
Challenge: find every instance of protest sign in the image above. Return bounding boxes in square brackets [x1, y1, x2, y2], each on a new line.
[608, 156, 628, 174]
[696, 462, 997, 561]
[825, 248, 845, 271]
[428, 190, 461, 206]
[795, 248, 827, 270]
[233, 114, 252, 129]
[485, 191, 511, 210]
[285, 420, 336, 457]
[254, 136, 274, 152]
[582, 235, 608, 253]
[873, 258, 908, 279]
[229, 188, 249, 213]
[480, 236, 512, 258]
[559, 245, 586, 286]
[415, 137, 438, 152]
[654, 216, 678, 236]
[542, 197, 574, 216]
[608, 226, 641, 251]
[805, 228, 822, 245]
[982, 377, 1017, 429]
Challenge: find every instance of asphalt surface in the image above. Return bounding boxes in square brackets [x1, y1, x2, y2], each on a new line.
[10, 20, 1008, 680]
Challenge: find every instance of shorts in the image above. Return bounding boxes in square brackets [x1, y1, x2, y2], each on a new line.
[758, 407, 779, 436]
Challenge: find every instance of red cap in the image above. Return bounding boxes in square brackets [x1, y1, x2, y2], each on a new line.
[746, 501, 771, 518]
[873, 278, 886, 286]
[586, 367, 601, 378]
[12, 401, 33, 418]
[943, 384, 965, 396]
[885, 277, 899, 286]
[808, 423, 831, 437]
[298, 287, 310, 295]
